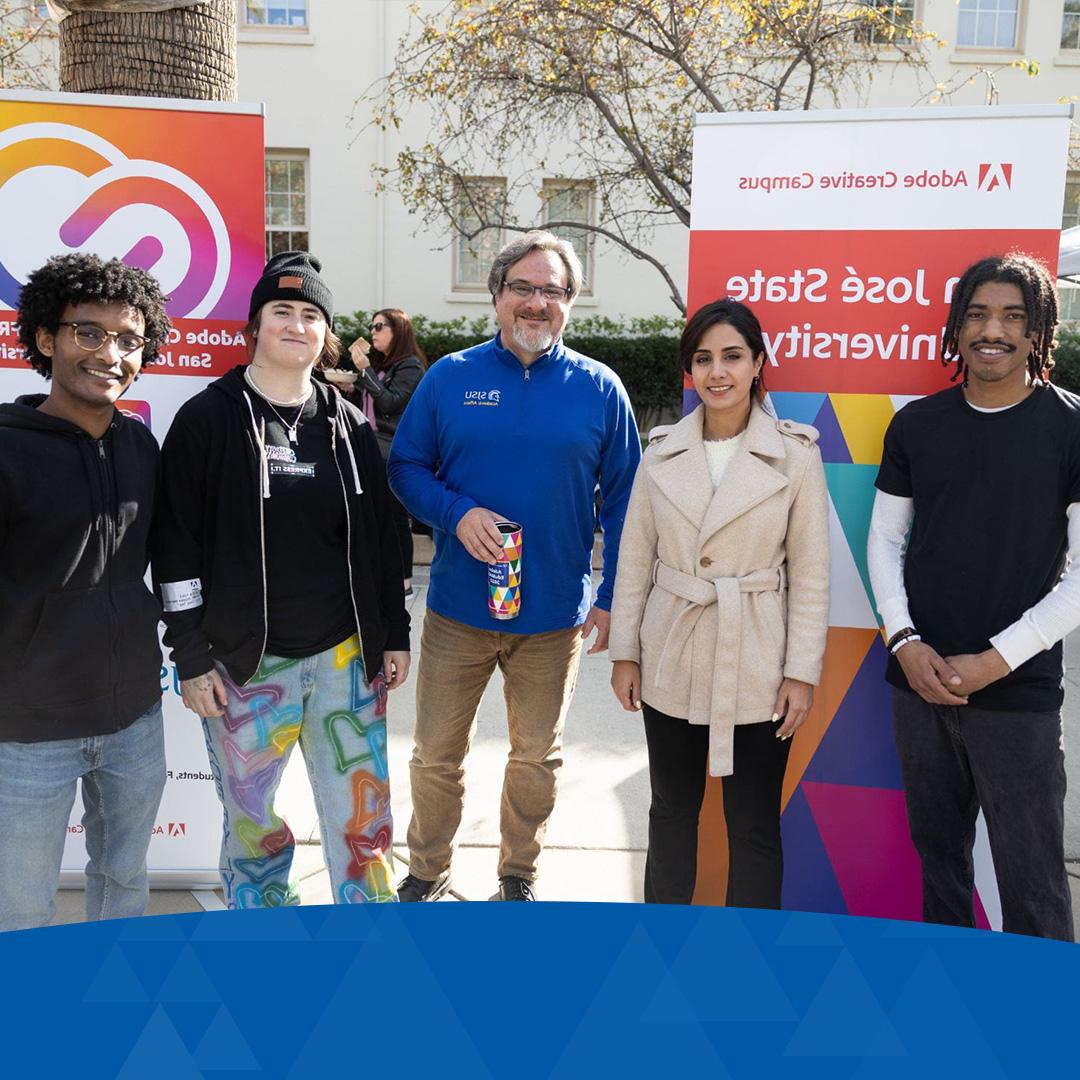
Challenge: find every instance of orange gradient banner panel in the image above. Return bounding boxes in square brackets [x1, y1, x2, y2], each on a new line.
[0, 95, 264, 376]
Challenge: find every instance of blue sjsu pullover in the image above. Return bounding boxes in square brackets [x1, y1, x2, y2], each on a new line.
[388, 334, 641, 634]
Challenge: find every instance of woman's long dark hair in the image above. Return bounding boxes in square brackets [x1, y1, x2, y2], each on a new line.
[371, 308, 428, 373]
[680, 297, 768, 404]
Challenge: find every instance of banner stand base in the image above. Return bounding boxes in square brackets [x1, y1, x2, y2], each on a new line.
[59, 869, 220, 890]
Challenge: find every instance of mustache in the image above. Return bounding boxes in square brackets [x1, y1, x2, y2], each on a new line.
[970, 341, 1015, 351]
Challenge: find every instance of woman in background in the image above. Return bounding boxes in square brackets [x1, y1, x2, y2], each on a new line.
[350, 309, 427, 595]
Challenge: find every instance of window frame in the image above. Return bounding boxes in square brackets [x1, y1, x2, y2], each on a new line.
[854, 0, 920, 48]
[451, 176, 508, 293]
[238, 0, 310, 33]
[1063, 0, 1080, 52]
[541, 178, 597, 297]
[954, 0, 1023, 52]
[264, 150, 310, 261]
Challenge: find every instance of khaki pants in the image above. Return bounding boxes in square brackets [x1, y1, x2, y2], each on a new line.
[407, 609, 584, 882]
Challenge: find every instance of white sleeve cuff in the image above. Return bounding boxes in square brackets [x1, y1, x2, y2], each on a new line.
[990, 618, 1047, 672]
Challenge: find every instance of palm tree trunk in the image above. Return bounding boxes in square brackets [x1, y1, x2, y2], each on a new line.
[59, 0, 235, 100]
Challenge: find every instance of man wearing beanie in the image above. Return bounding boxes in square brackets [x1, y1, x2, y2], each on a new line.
[389, 231, 640, 901]
[153, 252, 410, 908]
[248, 250, 335, 325]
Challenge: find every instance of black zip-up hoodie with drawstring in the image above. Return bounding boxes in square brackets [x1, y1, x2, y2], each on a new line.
[152, 365, 409, 687]
[0, 395, 162, 742]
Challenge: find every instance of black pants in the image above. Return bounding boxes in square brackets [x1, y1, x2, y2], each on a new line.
[642, 703, 791, 907]
[892, 688, 1073, 941]
[389, 490, 413, 578]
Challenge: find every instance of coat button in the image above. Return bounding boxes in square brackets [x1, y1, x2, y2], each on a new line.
[699, 556, 712, 568]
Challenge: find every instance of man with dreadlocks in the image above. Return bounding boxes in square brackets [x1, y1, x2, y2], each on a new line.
[0, 253, 171, 932]
[867, 253, 1077, 941]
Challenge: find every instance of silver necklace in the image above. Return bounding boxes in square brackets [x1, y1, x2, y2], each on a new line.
[244, 367, 311, 443]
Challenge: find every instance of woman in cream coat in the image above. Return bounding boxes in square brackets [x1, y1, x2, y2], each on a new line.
[610, 298, 829, 907]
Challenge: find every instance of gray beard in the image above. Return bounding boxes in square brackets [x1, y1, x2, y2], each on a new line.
[510, 321, 555, 355]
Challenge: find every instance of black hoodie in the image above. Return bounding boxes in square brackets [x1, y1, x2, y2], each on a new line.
[0, 395, 162, 742]
[152, 366, 409, 687]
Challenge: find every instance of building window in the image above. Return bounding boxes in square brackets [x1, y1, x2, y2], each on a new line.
[956, 0, 1019, 49]
[1063, 1, 1080, 50]
[243, 1, 308, 28]
[1060, 173, 1080, 322]
[542, 180, 596, 294]
[1064, 173, 1080, 232]
[265, 152, 309, 259]
[453, 177, 506, 291]
[856, 1, 917, 45]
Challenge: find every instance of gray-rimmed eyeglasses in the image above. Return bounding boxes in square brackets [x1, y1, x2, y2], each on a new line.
[60, 322, 147, 357]
[502, 280, 572, 302]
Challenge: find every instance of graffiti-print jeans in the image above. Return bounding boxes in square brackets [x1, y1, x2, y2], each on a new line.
[202, 635, 395, 906]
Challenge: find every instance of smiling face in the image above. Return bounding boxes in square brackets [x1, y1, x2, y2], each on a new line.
[689, 320, 764, 433]
[958, 280, 1034, 390]
[493, 248, 571, 362]
[252, 299, 327, 372]
[36, 300, 145, 415]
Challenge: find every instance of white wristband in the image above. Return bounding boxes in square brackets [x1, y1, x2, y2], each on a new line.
[891, 634, 922, 655]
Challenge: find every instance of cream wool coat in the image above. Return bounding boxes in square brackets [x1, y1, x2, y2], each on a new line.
[609, 403, 830, 777]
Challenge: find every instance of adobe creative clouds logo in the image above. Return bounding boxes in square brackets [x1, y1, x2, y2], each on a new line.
[0, 122, 231, 315]
[977, 162, 1013, 192]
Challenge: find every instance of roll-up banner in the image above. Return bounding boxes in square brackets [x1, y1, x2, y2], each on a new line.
[687, 105, 1074, 926]
[0, 90, 265, 886]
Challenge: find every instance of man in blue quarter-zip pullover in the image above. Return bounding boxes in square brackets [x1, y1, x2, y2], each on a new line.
[389, 231, 641, 901]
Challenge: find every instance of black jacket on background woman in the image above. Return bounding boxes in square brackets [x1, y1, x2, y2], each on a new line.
[356, 355, 424, 459]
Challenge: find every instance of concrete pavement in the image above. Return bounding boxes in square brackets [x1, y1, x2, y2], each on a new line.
[52, 543, 1080, 933]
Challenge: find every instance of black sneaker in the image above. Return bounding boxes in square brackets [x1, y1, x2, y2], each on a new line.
[495, 876, 536, 901]
[397, 870, 452, 902]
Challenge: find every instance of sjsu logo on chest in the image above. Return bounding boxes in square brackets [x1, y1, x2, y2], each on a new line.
[463, 388, 502, 407]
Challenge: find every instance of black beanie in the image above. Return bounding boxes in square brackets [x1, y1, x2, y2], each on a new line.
[248, 251, 334, 326]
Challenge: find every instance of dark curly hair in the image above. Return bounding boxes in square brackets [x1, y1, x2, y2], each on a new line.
[941, 253, 1057, 387]
[16, 253, 171, 378]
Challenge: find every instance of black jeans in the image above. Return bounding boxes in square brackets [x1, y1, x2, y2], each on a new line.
[892, 688, 1073, 941]
[389, 490, 413, 578]
[642, 703, 791, 907]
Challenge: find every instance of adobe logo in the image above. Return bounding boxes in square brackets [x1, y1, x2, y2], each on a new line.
[167, 822, 186, 838]
[977, 163, 1013, 192]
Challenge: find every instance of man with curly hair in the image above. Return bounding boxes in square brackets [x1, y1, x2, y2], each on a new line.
[0, 253, 171, 932]
[869, 253, 1077, 941]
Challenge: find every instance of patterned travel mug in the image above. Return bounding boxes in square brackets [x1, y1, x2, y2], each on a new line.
[487, 520, 522, 620]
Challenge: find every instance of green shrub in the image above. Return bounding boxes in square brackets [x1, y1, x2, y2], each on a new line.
[1052, 326, 1080, 394]
[336, 310, 684, 427]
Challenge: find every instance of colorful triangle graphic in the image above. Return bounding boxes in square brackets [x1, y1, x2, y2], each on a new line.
[829, 393, 895, 466]
[824, 463, 880, 616]
[801, 636, 904, 791]
[813, 396, 852, 464]
[802, 780, 922, 922]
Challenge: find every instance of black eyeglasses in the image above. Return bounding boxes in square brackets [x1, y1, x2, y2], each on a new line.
[60, 322, 146, 357]
[502, 281, 572, 302]
[369, 321, 389, 332]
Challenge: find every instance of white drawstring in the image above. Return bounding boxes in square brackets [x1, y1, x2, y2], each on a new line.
[339, 413, 363, 494]
[242, 390, 271, 499]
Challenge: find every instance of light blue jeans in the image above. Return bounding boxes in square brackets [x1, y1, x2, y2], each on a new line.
[0, 701, 166, 933]
[202, 635, 396, 907]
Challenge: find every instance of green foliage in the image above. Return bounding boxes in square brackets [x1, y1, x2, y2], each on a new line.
[336, 309, 683, 422]
[1051, 326, 1080, 394]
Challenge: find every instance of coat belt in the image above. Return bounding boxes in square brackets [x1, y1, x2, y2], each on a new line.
[652, 559, 787, 776]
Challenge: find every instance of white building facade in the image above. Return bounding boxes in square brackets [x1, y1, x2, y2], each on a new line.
[27, 1, 1080, 322]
